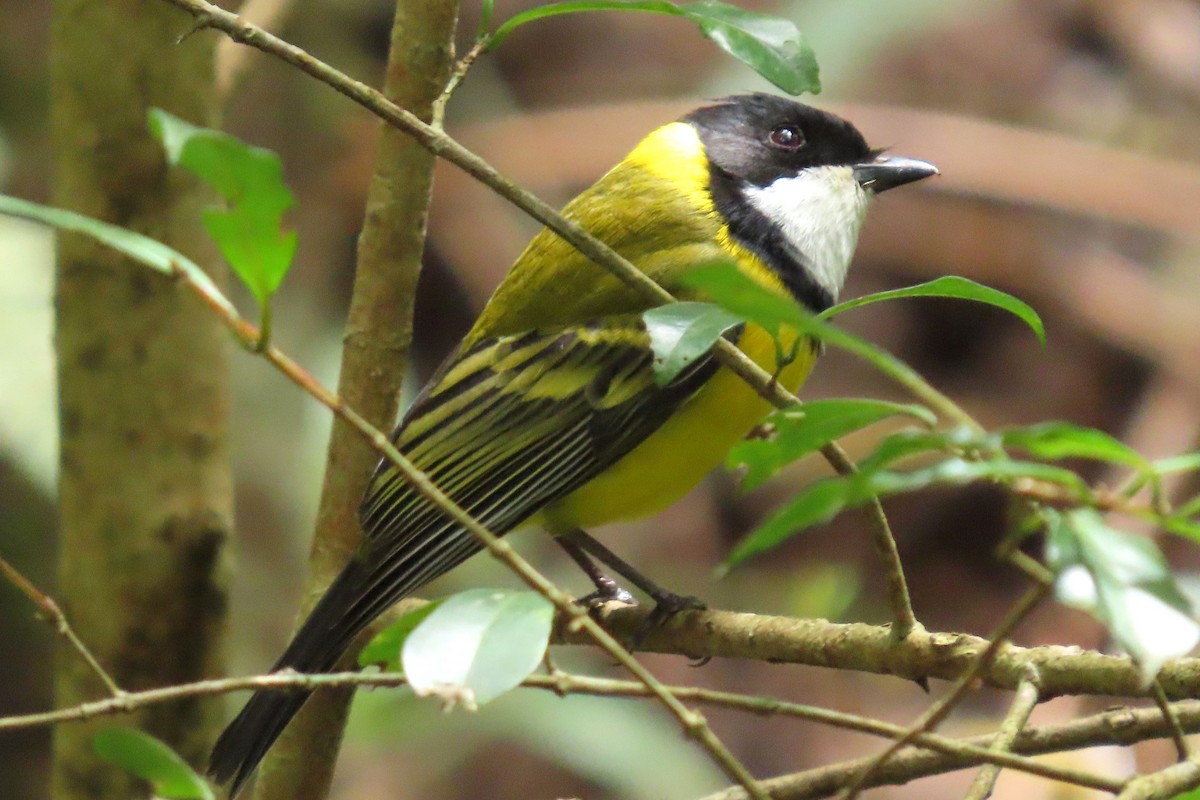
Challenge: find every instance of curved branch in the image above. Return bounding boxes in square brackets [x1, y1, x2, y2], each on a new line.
[565, 602, 1200, 699]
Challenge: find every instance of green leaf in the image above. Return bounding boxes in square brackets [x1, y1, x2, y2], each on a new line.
[92, 728, 213, 800]
[822, 276, 1045, 346]
[402, 588, 555, 708]
[727, 399, 935, 491]
[478, 0, 496, 36]
[1002, 422, 1150, 470]
[147, 108, 296, 304]
[676, 0, 819, 95]
[1173, 494, 1200, 523]
[359, 601, 444, 669]
[679, 261, 810, 338]
[855, 427, 977, 473]
[723, 476, 852, 570]
[680, 261, 952, 420]
[1153, 452, 1200, 477]
[1163, 514, 1200, 542]
[643, 301, 743, 386]
[726, 456, 1088, 570]
[1046, 510, 1199, 682]
[488, 1, 819, 95]
[0, 194, 235, 316]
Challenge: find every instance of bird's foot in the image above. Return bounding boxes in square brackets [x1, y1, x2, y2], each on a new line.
[576, 577, 636, 609]
[636, 591, 706, 644]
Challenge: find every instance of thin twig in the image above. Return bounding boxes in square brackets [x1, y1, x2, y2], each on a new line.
[964, 667, 1041, 800]
[156, 0, 920, 649]
[0, 667, 1123, 792]
[1014, 476, 1173, 519]
[432, 35, 488, 128]
[837, 582, 1051, 800]
[819, 441, 916, 639]
[0, 556, 124, 699]
[1116, 758, 1200, 800]
[214, 0, 295, 102]
[1152, 679, 1192, 761]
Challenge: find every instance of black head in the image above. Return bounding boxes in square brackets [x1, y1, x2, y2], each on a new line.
[683, 94, 875, 188]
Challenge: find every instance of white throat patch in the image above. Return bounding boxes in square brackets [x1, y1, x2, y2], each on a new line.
[741, 165, 871, 301]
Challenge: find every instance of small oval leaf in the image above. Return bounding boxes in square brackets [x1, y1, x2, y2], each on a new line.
[1003, 422, 1150, 470]
[1153, 452, 1200, 477]
[92, 728, 213, 800]
[1048, 510, 1200, 682]
[402, 589, 554, 709]
[488, 1, 818, 95]
[644, 301, 743, 386]
[728, 398, 936, 491]
[821, 276, 1045, 345]
[727, 456, 1089, 570]
[148, 108, 296, 304]
[359, 600, 444, 669]
[677, 0, 819, 95]
[723, 478, 852, 571]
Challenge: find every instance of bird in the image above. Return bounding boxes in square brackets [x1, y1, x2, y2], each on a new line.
[208, 93, 938, 794]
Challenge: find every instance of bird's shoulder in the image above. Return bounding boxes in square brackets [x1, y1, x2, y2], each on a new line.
[466, 157, 727, 343]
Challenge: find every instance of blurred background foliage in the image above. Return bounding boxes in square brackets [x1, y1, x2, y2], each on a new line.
[2, 0, 1200, 797]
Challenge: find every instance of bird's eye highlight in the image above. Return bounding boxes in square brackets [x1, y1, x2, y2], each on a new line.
[768, 125, 804, 150]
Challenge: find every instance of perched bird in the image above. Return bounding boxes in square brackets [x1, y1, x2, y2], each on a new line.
[209, 93, 937, 793]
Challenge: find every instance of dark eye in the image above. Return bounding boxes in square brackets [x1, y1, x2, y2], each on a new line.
[768, 125, 804, 150]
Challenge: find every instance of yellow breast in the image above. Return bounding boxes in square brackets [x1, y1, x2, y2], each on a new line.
[538, 323, 815, 532]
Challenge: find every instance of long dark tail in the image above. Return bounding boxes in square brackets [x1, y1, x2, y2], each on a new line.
[208, 557, 371, 797]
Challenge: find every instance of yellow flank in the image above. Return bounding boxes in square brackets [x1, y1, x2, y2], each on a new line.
[537, 322, 814, 532]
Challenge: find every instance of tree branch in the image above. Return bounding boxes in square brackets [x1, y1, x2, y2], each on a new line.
[564, 601, 1200, 699]
[964, 668, 1040, 800]
[21, 668, 1200, 798]
[0, 556, 122, 698]
[0, 668, 1170, 795]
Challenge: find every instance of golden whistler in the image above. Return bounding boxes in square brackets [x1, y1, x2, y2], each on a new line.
[209, 94, 937, 793]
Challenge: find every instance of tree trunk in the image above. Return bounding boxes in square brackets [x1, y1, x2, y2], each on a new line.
[50, 1, 231, 798]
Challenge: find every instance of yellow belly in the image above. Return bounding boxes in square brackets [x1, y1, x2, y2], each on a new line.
[536, 324, 816, 532]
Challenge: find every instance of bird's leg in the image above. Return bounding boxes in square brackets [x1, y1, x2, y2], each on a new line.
[560, 529, 705, 631]
[556, 535, 635, 607]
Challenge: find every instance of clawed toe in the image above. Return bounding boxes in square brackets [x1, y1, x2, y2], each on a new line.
[635, 592, 706, 644]
[576, 584, 637, 609]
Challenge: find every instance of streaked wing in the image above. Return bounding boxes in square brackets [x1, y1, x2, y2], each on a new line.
[343, 316, 721, 631]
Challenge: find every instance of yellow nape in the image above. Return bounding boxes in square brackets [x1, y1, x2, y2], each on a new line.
[537, 323, 816, 533]
[622, 122, 715, 213]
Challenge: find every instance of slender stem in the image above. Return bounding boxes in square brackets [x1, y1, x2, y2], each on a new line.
[1116, 759, 1200, 800]
[254, 296, 272, 352]
[819, 441, 915, 639]
[1153, 679, 1192, 761]
[964, 669, 1041, 800]
[0, 556, 124, 698]
[0, 667, 1122, 792]
[432, 35, 488, 127]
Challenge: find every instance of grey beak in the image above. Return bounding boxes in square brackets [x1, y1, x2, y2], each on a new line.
[853, 155, 939, 193]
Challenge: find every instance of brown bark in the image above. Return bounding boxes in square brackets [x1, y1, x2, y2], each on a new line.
[249, 2, 459, 799]
[50, 1, 231, 799]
